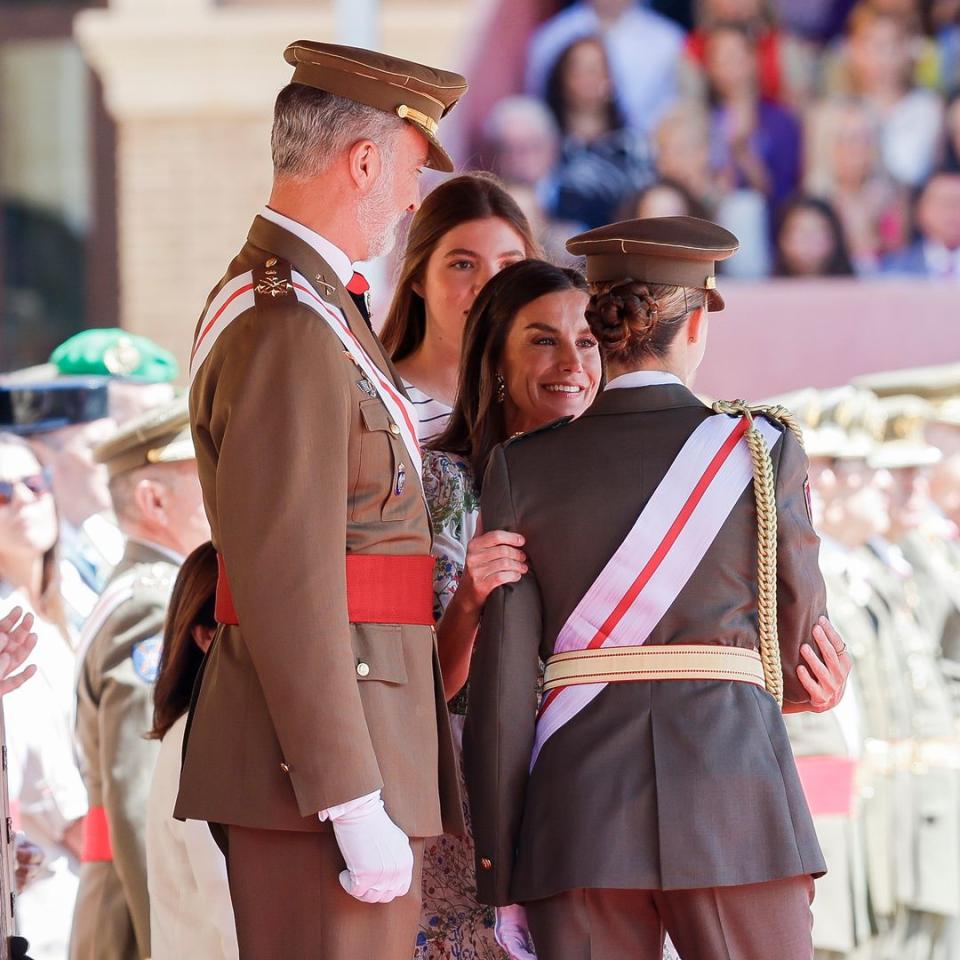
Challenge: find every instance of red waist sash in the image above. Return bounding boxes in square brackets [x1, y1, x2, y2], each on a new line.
[81, 805, 113, 862]
[215, 552, 435, 626]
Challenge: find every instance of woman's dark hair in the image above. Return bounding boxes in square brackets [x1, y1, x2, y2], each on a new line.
[704, 21, 759, 107]
[431, 259, 589, 485]
[148, 541, 217, 740]
[0, 432, 67, 639]
[623, 177, 712, 221]
[545, 35, 625, 136]
[379, 172, 540, 361]
[773, 194, 855, 277]
[585, 282, 708, 365]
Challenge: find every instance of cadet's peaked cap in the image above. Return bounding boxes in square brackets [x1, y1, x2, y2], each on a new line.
[0, 377, 109, 435]
[566, 217, 739, 311]
[283, 41, 467, 173]
[50, 328, 178, 383]
[95, 396, 194, 478]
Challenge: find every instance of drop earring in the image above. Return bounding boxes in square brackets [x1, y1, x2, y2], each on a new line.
[496, 373, 506, 403]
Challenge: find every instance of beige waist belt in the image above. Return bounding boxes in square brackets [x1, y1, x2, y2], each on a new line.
[542, 644, 766, 692]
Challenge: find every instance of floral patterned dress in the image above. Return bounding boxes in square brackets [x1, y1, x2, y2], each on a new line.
[416, 448, 506, 959]
[416, 448, 680, 960]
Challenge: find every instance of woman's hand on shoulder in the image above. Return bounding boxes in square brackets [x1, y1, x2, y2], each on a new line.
[457, 527, 527, 614]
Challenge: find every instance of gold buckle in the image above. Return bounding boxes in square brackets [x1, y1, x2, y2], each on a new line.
[705, 275, 717, 289]
[396, 104, 438, 137]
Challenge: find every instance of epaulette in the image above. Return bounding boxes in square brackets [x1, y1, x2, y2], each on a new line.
[252, 256, 295, 311]
[503, 416, 573, 447]
[711, 399, 804, 447]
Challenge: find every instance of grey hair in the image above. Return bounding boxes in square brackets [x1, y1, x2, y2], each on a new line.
[271, 83, 407, 180]
[483, 95, 559, 146]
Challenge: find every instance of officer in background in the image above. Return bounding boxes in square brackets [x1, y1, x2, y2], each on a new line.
[773, 387, 872, 960]
[0, 377, 117, 637]
[70, 398, 209, 960]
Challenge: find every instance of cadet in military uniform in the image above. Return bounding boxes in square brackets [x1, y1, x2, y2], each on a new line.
[176, 42, 465, 959]
[70, 398, 209, 960]
[464, 218, 850, 959]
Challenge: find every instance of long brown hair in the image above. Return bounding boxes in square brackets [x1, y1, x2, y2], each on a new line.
[148, 541, 217, 740]
[0, 432, 67, 638]
[431, 259, 588, 486]
[379, 172, 540, 361]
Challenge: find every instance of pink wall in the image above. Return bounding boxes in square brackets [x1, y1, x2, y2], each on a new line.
[694, 279, 960, 401]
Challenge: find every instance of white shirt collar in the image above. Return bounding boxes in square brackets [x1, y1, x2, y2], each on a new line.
[604, 370, 683, 391]
[260, 206, 354, 286]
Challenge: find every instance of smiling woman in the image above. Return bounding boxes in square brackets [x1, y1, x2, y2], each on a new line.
[379, 173, 540, 442]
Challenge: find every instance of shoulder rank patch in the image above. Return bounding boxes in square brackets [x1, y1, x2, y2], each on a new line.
[504, 416, 573, 447]
[253, 257, 293, 301]
[131, 633, 162, 683]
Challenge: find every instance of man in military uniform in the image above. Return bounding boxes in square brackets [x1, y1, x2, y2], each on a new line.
[70, 398, 209, 960]
[176, 41, 465, 959]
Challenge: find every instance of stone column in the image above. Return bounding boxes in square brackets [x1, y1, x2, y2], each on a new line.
[75, 0, 468, 378]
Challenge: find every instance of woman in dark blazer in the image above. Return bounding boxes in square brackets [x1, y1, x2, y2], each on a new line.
[464, 216, 850, 960]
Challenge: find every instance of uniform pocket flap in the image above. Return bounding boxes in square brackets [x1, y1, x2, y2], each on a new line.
[360, 399, 393, 433]
[351, 623, 408, 684]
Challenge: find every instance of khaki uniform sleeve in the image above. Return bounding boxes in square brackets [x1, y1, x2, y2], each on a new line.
[463, 444, 542, 906]
[772, 425, 829, 706]
[210, 307, 382, 816]
[98, 614, 163, 959]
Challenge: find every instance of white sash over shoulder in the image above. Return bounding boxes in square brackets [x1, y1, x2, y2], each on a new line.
[531, 411, 781, 769]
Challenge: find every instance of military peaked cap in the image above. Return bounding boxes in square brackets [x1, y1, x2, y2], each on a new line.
[95, 396, 194, 477]
[566, 216, 739, 311]
[0, 377, 109, 435]
[283, 41, 467, 173]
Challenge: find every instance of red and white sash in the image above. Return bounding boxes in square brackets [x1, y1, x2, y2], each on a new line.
[188, 270, 422, 481]
[531, 411, 781, 769]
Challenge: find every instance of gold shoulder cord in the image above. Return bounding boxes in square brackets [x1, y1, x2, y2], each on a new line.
[709, 401, 804, 706]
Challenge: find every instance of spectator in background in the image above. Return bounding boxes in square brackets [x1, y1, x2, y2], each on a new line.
[626, 177, 712, 219]
[884, 170, 960, 276]
[704, 22, 803, 219]
[683, 0, 818, 108]
[773, 194, 857, 276]
[805, 99, 909, 271]
[525, 0, 685, 134]
[652, 102, 721, 212]
[545, 36, 654, 227]
[944, 92, 960, 170]
[928, 0, 960, 93]
[0, 433, 86, 960]
[826, 3, 943, 188]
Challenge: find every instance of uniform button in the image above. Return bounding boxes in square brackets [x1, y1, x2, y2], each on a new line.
[356, 661, 371, 678]
[480, 857, 493, 871]
[389, 422, 400, 436]
[280, 762, 290, 774]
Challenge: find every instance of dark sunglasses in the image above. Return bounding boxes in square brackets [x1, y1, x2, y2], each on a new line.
[0, 470, 52, 506]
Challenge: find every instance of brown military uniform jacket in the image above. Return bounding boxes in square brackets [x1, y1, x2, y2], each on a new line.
[175, 215, 461, 838]
[464, 381, 827, 906]
[71, 540, 175, 960]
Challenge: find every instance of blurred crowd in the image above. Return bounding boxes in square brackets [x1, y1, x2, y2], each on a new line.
[478, 0, 960, 278]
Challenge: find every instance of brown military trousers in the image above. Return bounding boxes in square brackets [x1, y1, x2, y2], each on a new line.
[525, 874, 815, 960]
[224, 824, 425, 959]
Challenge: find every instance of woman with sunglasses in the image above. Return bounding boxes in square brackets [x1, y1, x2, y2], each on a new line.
[0, 433, 87, 960]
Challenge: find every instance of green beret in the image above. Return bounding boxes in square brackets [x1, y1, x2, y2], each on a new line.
[50, 329, 178, 383]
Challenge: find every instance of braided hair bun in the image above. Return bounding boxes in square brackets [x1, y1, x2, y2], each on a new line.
[584, 281, 661, 354]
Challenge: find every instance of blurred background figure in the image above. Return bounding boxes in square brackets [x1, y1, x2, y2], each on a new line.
[626, 177, 711, 219]
[0, 433, 86, 960]
[71, 399, 207, 960]
[773, 194, 856, 277]
[146, 541, 237, 960]
[883, 171, 960, 277]
[524, 0, 685, 134]
[543, 35, 653, 227]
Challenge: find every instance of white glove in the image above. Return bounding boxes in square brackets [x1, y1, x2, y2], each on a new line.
[327, 791, 414, 904]
[495, 903, 536, 960]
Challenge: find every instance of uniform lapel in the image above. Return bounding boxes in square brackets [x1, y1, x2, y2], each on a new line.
[246, 216, 403, 392]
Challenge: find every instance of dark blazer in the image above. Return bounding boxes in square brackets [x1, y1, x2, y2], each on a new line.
[464, 382, 827, 906]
